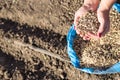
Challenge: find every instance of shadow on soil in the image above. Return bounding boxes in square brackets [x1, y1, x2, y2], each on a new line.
[0, 18, 64, 79]
[0, 18, 66, 50]
[0, 49, 61, 80]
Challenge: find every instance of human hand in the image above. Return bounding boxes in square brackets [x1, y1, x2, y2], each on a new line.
[74, 0, 116, 40]
[85, 10, 110, 40]
[82, 0, 116, 40]
[74, 5, 89, 38]
[74, 0, 99, 40]
[74, 5, 89, 27]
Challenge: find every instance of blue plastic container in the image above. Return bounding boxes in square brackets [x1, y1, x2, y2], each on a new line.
[113, 3, 120, 13]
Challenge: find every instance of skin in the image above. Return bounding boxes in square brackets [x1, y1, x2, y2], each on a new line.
[74, 0, 117, 40]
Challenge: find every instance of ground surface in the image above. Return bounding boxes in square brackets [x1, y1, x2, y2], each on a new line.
[0, 0, 120, 80]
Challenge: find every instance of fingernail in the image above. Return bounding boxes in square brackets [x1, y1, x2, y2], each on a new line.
[98, 33, 102, 37]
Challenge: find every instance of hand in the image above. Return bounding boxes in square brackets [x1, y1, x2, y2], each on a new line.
[74, 0, 99, 39]
[74, 5, 89, 37]
[85, 10, 110, 40]
[74, 0, 116, 40]
[74, 5, 89, 27]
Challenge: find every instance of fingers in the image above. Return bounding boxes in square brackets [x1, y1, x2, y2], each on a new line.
[87, 32, 100, 39]
[74, 12, 81, 27]
[96, 9, 110, 38]
[97, 15, 110, 37]
[74, 11, 81, 26]
[74, 6, 89, 39]
[97, 24, 110, 37]
[74, 14, 80, 27]
[87, 23, 110, 40]
[84, 21, 110, 40]
[83, 34, 91, 40]
[74, 4, 111, 40]
[74, 6, 88, 27]
[97, 23, 106, 37]
[74, 10, 80, 27]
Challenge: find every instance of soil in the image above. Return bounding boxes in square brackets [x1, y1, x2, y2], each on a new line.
[0, 0, 120, 80]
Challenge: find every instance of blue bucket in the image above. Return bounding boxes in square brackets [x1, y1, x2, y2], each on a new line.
[113, 3, 120, 13]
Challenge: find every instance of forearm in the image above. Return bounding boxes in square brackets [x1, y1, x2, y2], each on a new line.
[99, 0, 117, 11]
[83, 0, 100, 11]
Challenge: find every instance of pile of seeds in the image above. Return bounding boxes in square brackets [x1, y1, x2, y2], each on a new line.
[76, 11, 100, 36]
[74, 35, 120, 68]
[74, 10, 120, 69]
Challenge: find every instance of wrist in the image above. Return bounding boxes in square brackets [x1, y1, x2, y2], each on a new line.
[83, 0, 100, 11]
[99, 0, 116, 12]
[82, 4, 91, 11]
[98, 6, 111, 13]
[97, 8, 110, 16]
[97, 9, 110, 24]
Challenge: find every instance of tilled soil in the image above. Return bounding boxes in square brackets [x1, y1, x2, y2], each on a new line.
[0, 0, 120, 80]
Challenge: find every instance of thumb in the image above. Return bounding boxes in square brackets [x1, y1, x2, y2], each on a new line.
[97, 17, 110, 37]
[97, 22, 110, 37]
[97, 24, 105, 37]
[97, 10, 110, 37]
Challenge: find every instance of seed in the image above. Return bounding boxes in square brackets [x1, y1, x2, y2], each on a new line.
[73, 9, 120, 68]
[76, 11, 100, 36]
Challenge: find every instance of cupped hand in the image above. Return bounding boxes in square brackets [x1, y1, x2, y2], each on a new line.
[74, 0, 99, 40]
[74, 5, 89, 27]
[85, 10, 110, 40]
[74, 5, 90, 38]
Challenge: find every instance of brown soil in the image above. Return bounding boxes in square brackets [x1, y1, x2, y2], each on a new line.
[0, 0, 120, 80]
